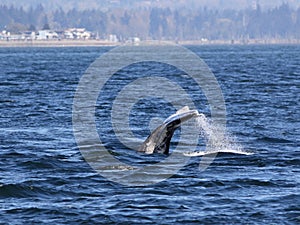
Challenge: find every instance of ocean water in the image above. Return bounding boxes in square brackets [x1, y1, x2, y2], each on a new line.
[0, 45, 299, 224]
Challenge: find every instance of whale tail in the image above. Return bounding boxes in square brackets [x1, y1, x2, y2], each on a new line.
[138, 106, 199, 154]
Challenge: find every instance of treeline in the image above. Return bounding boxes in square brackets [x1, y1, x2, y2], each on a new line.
[1, 3, 300, 40]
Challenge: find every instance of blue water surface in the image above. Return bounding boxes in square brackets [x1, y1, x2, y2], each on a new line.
[0, 45, 299, 224]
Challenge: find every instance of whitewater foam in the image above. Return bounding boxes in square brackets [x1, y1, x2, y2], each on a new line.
[183, 149, 254, 157]
[183, 113, 253, 157]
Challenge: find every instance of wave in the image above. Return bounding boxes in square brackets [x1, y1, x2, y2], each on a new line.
[183, 149, 254, 157]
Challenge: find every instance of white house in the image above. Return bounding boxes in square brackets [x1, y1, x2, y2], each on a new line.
[64, 30, 74, 39]
[64, 28, 91, 39]
[37, 30, 58, 40]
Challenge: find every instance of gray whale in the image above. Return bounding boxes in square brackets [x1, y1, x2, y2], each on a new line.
[138, 106, 199, 154]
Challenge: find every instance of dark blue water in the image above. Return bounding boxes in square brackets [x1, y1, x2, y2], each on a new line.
[1, 45, 299, 224]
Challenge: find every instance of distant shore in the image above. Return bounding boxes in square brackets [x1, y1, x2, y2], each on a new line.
[0, 39, 119, 47]
[1, 39, 300, 47]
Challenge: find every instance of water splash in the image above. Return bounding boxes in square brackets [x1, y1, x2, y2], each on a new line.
[183, 113, 253, 157]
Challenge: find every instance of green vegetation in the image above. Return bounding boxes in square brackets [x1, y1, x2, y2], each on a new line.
[1, 3, 299, 40]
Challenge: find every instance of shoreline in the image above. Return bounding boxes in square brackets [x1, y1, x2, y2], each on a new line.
[0, 40, 119, 47]
[1, 39, 300, 47]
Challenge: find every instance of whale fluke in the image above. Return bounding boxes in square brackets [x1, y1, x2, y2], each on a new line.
[138, 106, 199, 154]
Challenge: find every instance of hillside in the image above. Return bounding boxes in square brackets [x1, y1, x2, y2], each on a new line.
[0, 0, 299, 11]
[1, 2, 299, 42]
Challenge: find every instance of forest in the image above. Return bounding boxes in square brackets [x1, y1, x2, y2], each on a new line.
[0, 3, 299, 41]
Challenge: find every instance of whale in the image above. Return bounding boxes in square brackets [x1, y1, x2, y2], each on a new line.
[138, 106, 200, 155]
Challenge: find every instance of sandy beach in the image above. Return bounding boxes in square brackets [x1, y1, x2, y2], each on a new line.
[0, 39, 300, 47]
[0, 39, 119, 47]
